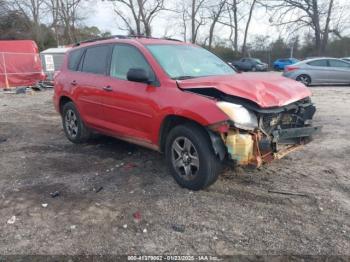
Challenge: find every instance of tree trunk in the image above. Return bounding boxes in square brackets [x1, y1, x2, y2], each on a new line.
[233, 0, 238, 51]
[311, 0, 322, 55]
[321, 0, 334, 54]
[242, 0, 256, 55]
[208, 0, 226, 50]
[191, 0, 196, 43]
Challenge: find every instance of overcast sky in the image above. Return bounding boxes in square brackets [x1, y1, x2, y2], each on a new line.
[84, 1, 278, 41]
[84, 0, 349, 45]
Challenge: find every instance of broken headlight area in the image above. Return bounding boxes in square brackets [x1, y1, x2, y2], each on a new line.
[211, 98, 322, 167]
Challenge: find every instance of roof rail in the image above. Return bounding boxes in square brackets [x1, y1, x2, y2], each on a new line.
[73, 35, 182, 47]
[128, 35, 182, 42]
[73, 35, 128, 47]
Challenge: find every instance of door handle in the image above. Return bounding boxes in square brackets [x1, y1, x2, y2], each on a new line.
[103, 85, 113, 92]
[71, 80, 77, 86]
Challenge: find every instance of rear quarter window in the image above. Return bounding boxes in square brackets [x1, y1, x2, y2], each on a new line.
[329, 60, 350, 68]
[68, 49, 84, 71]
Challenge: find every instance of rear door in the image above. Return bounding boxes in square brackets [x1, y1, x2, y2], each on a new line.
[327, 59, 350, 84]
[74, 44, 112, 129]
[99, 44, 158, 143]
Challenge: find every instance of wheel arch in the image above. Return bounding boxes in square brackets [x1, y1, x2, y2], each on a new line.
[59, 96, 73, 115]
[158, 114, 226, 160]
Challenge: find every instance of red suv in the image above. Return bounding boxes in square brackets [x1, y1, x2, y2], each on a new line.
[54, 36, 321, 190]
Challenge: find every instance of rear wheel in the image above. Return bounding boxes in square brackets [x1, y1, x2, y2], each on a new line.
[165, 123, 223, 190]
[296, 74, 311, 86]
[62, 102, 91, 143]
[251, 66, 257, 72]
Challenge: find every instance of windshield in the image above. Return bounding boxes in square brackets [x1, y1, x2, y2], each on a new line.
[146, 44, 235, 79]
[253, 58, 263, 64]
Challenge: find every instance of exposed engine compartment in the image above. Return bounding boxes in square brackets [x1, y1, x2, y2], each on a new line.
[185, 87, 321, 167]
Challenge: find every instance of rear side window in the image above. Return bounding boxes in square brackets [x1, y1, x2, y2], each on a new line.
[82, 45, 110, 75]
[68, 49, 84, 71]
[329, 60, 350, 68]
[109, 45, 154, 81]
[307, 60, 328, 67]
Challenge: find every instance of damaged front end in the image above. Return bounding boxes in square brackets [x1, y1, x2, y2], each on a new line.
[209, 97, 322, 167]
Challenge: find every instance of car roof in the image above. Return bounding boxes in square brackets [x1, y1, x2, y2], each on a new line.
[295, 57, 348, 66]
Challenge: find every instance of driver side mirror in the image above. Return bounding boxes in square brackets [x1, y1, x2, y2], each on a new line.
[127, 68, 150, 84]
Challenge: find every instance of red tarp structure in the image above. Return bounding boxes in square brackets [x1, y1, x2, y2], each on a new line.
[0, 40, 45, 89]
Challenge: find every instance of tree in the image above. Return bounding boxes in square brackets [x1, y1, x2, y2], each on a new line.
[56, 0, 83, 44]
[0, 0, 8, 16]
[207, 0, 226, 49]
[45, 0, 61, 45]
[0, 10, 32, 40]
[8, 0, 46, 47]
[266, 0, 342, 55]
[109, 0, 165, 36]
[75, 26, 112, 41]
[172, 0, 207, 43]
[226, 0, 239, 51]
[216, 0, 258, 53]
[189, 0, 207, 43]
[241, 0, 257, 55]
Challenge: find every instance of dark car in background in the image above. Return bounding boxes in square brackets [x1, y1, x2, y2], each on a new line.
[230, 58, 268, 72]
[273, 58, 299, 70]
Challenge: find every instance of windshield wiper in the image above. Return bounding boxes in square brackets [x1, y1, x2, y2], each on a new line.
[172, 75, 197, 80]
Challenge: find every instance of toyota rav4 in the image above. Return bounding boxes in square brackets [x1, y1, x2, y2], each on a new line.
[53, 36, 321, 190]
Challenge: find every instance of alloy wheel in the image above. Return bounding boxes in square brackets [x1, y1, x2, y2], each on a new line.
[171, 136, 200, 180]
[297, 75, 310, 86]
[65, 109, 79, 138]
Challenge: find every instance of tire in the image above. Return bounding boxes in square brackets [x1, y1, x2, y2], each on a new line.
[251, 66, 257, 72]
[61, 102, 91, 143]
[296, 74, 311, 86]
[165, 123, 223, 190]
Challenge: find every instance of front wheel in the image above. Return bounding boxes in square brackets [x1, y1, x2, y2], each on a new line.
[165, 123, 223, 190]
[296, 74, 311, 86]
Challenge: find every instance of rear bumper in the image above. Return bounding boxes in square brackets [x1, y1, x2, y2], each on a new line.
[256, 65, 268, 71]
[282, 71, 298, 79]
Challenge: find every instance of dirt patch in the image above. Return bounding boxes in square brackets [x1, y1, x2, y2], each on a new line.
[0, 86, 349, 255]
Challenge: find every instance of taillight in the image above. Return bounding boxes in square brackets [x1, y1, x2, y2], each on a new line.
[285, 66, 299, 72]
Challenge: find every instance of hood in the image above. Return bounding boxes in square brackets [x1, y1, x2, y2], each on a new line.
[177, 73, 311, 108]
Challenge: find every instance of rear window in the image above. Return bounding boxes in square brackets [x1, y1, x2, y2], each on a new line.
[81, 45, 110, 75]
[307, 60, 328, 67]
[68, 49, 84, 71]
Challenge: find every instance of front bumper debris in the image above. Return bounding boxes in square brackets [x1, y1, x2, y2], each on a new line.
[272, 126, 321, 143]
[223, 125, 322, 168]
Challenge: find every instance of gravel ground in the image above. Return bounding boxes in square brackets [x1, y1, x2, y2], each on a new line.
[0, 83, 349, 257]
